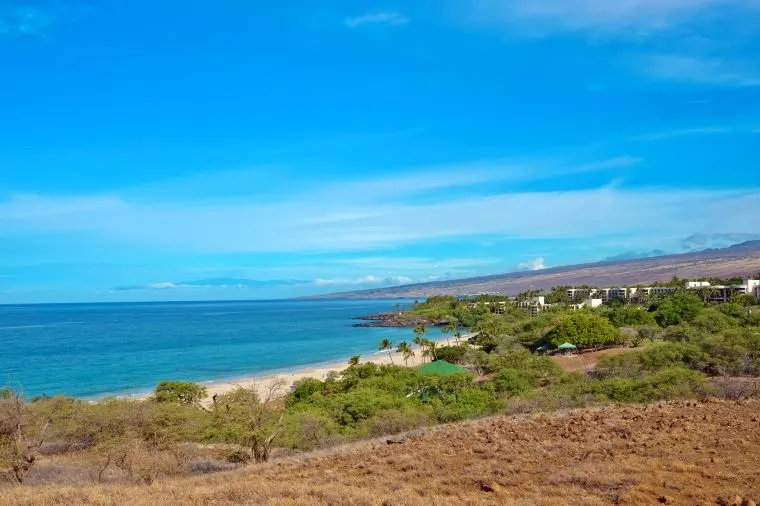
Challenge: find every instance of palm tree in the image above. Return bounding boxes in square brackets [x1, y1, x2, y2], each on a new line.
[413, 333, 425, 353]
[348, 355, 360, 367]
[379, 338, 394, 365]
[454, 331, 463, 346]
[414, 323, 427, 341]
[442, 318, 458, 346]
[421, 347, 432, 363]
[397, 342, 415, 366]
[427, 340, 438, 362]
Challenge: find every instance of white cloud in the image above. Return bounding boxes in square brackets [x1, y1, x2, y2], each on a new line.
[147, 282, 177, 290]
[638, 54, 760, 87]
[345, 11, 408, 28]
[464, 0, 760, 34]
[517, 257, 546, 271]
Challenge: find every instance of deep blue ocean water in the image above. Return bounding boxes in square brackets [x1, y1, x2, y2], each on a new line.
[0, 299, 419, 399]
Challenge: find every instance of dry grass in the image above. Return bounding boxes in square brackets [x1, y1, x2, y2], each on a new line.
[2, 400, 759, 505]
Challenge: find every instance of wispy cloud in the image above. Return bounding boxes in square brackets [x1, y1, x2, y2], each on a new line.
[638, 54, 760, 87]
[345, 11, 408, 28]
[313, 275, 413, 287]
[635, 126, 734, 141]
[464, 0, 760, 34]
[2, 160, 760, 256]
[0, 3, 56, 37]
[113, 278, 308, 292]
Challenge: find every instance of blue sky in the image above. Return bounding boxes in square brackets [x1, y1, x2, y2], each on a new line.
[1, 0, 759, 303]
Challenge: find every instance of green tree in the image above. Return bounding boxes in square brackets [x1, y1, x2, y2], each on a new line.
[348, 355, 361, 367]
[413, 333, 425, 354]
[153, 381, 208, 406]
[396, 342, 415, 366]
[491, 369, 531, 398]
[731, 293, 758, 308]
[435, 345, 468, 364]
[473, 313, 509, 339]
[212, 387, 285, 463]
[653, 292, 704, 327]
[379, 339, 394, 365]
[442, 318, 458, 346]
[545, 286, 572, 305]
[414, 323, 427, 342]
[546, 312, 620, 349]
[607, 307, 657, 328]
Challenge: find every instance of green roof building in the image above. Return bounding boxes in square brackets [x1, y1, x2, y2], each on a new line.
[419, 360, 469, 376]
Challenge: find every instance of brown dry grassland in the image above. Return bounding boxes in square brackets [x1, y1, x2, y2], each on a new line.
[2, 399, 759, 506]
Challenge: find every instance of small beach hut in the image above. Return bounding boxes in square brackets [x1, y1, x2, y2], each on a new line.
[535, 344, 549, 354]
[419, 360, 469, 376]
[557, 342, 578, 356]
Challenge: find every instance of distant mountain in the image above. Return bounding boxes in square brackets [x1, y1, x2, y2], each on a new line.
[307, 241, 760, 299]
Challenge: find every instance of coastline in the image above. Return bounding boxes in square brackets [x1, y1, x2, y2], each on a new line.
[127, 333, 472, 405]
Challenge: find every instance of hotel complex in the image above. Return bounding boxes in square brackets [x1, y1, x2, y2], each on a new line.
[520, 279, 760, 316]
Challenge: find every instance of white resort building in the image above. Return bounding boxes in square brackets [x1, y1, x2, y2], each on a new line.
[521, 279, 759, 317]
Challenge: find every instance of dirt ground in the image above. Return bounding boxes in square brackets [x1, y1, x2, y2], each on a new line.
[2, 399, 759, 505]
[551, 346, 638, 372]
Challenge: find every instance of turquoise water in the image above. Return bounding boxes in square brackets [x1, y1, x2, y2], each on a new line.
[0, 299, 420, 399]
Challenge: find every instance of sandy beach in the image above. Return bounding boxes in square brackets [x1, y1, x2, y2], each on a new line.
[134, 334, 473, 405]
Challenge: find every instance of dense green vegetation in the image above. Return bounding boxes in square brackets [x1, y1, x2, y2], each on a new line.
[2, 287, 759, 485]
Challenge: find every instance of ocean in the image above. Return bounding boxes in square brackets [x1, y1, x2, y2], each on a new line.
[0, 299, 421, 399]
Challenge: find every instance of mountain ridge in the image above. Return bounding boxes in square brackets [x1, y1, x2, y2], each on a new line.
[306, 241, 760, 299]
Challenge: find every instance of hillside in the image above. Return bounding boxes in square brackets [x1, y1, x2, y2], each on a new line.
[310, 241, 760, 299]
[4, 400, 758, 505]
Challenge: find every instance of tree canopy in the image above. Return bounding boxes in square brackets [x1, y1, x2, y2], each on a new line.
[653, 292, 704, 327]
[546, 312, 620, 349]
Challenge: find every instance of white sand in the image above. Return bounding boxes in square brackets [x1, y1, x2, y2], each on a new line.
[133, 334, 473, 405]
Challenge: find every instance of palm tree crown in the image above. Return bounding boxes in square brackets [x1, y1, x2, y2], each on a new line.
[379, 338, 394, 365]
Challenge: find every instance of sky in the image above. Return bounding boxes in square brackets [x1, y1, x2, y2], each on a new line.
[1, 0, 759, 303]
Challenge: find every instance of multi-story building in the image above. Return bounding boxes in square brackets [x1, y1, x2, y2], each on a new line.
[686, 279, 760, 303]
[561, 279, 759, 307]
[598, 287, 633, 303]
[566, 288, 597, 301]
[519, 296, 549, 317]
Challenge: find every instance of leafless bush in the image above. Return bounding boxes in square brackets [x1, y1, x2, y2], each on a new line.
[188, 460, 237, 474]
[712, 377, 760, 401]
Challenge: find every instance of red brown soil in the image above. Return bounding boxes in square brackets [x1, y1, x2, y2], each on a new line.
[3, 400, 759, 505]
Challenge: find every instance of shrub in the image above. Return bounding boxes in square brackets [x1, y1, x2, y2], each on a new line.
[692, 308, 739, 333]
[366, 407, 432, 437]
[154, 381, 207, 405]
[279, 411, 340, 451]
[653, 292, 704, 327]
[430, 387, 501, 423]
[491, 369, 530, 398]
[286, 378, 324, 408]
[595, 342, 710, 379]
[585, 367, 713, 403]
[435, 346, 468, 364]
[488, 350, 565, 387]
[607, 307, 657, 328]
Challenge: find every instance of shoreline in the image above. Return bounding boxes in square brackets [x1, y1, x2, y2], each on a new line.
[125, 333, 473, 405]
